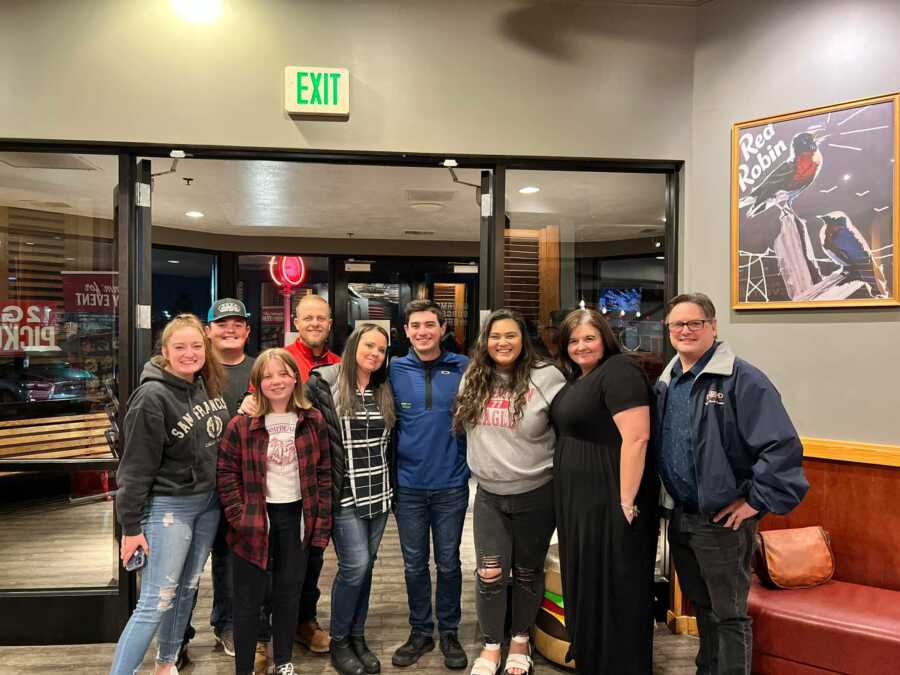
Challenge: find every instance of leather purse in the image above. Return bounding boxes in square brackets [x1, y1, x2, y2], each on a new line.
[753, 526, 835, 589]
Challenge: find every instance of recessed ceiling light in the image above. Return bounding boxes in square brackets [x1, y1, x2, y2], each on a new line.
[518, 186, 540, 194]
[185, 210, 204, 218]
[655, 241, 662, 248]
[843, 174, 851, 181]
[656, 256, 665, 260]
[171, 0, 223, 24]
[168, 259, 181, 264]
[408, 202, 444, 212]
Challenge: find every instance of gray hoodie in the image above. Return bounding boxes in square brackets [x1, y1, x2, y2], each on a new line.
[464, 364, 566, 495]
[115, 359, 230, 535]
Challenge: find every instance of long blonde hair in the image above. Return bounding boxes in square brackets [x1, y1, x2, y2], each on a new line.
[153, 313, 223, 399]
[248, 348, 312, 416]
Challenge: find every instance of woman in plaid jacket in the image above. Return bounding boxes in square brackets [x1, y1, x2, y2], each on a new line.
[217, 348, 332, 675]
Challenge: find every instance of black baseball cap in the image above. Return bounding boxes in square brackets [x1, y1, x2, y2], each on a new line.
[207, 298, 250, 322]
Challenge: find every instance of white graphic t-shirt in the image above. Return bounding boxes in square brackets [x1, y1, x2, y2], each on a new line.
[264, 412, 302, 503]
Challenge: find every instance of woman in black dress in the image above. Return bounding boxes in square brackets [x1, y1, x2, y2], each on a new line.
[549, 309, 658, 674]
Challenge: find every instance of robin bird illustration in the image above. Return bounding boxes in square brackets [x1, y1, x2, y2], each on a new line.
[817, 211, 888, 297]
[745, 132, 823, 218]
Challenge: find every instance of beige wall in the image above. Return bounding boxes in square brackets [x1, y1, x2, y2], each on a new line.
[3, 0, 898, 444]
[0, 0, 695, 159]
[690, 0, 900, 444]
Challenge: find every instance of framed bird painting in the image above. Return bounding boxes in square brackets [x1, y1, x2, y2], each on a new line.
[731, 92, 899, 309]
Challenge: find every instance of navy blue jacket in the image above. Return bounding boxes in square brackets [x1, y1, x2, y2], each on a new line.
[389, 349, 469, 490]
[654, 341, 808, 515]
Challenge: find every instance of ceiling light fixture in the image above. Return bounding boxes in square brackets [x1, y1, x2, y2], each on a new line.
[170, 0, 222, 24]
[185, 210, 204, 218]
[655, 241, 662, 248]
[25, 241, 34, 246]
[656, 256, 665, 260]
[442, 159, 458, 168]
[518, 186, 540, 194]
[168, 259, 181, 264]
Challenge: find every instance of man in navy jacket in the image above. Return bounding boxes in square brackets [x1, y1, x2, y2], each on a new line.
[389, 299, 470, 670]
[655, 293, 808, 675]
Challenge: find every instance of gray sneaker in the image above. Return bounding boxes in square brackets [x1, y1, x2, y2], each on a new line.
[215, 628, 236, 657]
[274, 664, 296, 675]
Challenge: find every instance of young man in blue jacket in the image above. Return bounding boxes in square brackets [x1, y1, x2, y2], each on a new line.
[389, 299, 469, 670]
[656, 293, 808, 675]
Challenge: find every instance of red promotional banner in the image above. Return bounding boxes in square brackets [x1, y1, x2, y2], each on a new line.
[0, 301, 59, 353]
[61, 271, 119, 314]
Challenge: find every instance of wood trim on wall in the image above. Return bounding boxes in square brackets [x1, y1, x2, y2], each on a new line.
[802, 437, 900, 468]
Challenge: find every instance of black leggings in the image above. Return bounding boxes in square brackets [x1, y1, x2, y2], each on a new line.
[473, 482, 556, 645]
[233, 501, 307, 673]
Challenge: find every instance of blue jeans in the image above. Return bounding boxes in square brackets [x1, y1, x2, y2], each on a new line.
[330, 506, 389, 640]
[394, 485, 469, 635]
[109, 491, 219, 675]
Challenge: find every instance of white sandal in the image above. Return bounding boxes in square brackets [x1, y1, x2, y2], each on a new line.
[470, 655, 501, 675]
[504, 638, 533, 675]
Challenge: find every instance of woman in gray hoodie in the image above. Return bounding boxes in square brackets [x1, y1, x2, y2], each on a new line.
[454, 309, 566, 675]
[110, 314, 230, 675]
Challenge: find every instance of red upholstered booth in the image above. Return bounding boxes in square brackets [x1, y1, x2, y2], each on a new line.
[747, 456, 900, 674]
[749, 577, 900, 674]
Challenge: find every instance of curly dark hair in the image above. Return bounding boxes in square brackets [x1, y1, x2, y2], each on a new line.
[454, 309, 541, 432]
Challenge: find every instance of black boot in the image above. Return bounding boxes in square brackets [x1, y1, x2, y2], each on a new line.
[331, 637, 366, 675]
[349, 635, 381, 674]
[391, 631, 435, 667]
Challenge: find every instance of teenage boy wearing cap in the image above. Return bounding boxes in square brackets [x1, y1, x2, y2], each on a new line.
[177, 298, 255, 668]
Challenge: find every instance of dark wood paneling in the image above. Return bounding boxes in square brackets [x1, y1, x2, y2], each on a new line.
[761, 458, 900, 590]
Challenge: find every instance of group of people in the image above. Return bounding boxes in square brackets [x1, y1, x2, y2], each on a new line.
[110, 289, 808, 675]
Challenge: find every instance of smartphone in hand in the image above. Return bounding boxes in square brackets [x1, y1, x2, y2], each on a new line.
[125, 547, 146, 571]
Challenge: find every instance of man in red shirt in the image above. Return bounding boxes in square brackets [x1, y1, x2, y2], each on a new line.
[286, 293, 339, 655]
[285, 294, 341, 381]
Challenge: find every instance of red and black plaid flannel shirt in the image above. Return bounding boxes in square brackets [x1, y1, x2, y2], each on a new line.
[217, 408, 332, 570]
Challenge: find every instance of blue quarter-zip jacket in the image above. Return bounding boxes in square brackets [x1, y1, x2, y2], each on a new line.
[653, 341, 808, 515]
[389, 349, 470, 489]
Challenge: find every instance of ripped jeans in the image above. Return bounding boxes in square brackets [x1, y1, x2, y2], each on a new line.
[473, 481, 555, 645]
[109, 491, 220, 675]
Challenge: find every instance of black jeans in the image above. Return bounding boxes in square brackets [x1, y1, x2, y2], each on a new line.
[473, 482, 555, 645]
[668, 507, 759, 675]
[233, 501, 307, 673]
[298, 545, 325, 623]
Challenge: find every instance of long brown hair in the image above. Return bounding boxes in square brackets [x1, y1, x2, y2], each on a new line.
[454, 308, 541, 432]
[556, 309, 622, 380]
[153, 313, 223, 399]
[335, 323, 395, 430]
[248, 348, 312, 416]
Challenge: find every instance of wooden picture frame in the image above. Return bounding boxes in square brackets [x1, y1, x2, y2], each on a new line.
[731, 93, 899, 309]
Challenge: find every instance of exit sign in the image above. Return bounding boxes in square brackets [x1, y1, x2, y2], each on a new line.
[284, 67, 350, 117]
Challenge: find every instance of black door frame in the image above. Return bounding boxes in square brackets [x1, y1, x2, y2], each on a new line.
[0, 138, 681, 645]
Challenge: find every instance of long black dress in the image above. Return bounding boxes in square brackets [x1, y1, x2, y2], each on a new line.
[550, 354, 659, 675]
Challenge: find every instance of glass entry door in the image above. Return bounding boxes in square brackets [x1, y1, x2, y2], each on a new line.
[0, 152, 140, 644]
[333, 257, 478, 357]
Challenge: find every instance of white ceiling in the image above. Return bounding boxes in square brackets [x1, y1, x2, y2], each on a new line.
[0, 153, 666, 242]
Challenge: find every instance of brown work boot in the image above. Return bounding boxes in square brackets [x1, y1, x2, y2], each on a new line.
[254, 641, 273, 675]
[295, 619, 331, 653]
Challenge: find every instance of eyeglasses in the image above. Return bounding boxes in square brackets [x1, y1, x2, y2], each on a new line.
[666, 319, 712, 333]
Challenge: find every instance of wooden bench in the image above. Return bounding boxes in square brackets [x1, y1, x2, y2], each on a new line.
[0, 412, 114, 474]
